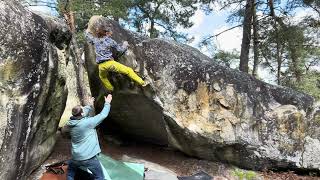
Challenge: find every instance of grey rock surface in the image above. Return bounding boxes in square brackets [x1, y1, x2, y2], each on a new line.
[0, 1, 71, 179]
[84, 18, 320, 173]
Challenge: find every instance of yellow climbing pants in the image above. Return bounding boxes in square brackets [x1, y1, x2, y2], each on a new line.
[98, 60, 145, 91]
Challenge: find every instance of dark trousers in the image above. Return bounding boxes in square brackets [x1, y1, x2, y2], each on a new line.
[67, 156, 104, 180]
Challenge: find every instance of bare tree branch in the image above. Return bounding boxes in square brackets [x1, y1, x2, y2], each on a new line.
[261, 51, 277, 73]
[199, 15, 269, 45]
[307, 4, 320, 15]
[204, 24, 242, 41]
[219, 0, 243, 10]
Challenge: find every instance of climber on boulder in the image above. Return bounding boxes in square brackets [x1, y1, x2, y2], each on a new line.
[85, 16, 146, 92]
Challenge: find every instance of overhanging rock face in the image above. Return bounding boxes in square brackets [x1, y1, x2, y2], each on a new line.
[0, 1, 71, 179]
[84, 18, 320, 172]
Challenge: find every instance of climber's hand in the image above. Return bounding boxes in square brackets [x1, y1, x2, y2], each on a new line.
[105, 94, 112, 104]
[123, 41, 129, 48]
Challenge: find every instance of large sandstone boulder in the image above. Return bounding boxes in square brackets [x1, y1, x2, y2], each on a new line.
[84, 19, 320, 172]
[0, 1, 71, 179]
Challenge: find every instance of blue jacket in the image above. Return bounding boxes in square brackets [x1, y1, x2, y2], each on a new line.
[66, 103, 110, 161]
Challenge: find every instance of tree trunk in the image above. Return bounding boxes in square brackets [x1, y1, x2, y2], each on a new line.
[269, 0, 283, 85]
[114, 16, 120, 22]
[150, 19, 156, 38]
[64, 11, 87, 105]
[277, 49, 281, 85]
[288, 45, 302, 82]
[71, 37, 87, 105]
[275, 26, 282, 85]
[135, 19, 143, 33]
[239, 0, 254, 73]
[252, 0, 259, 77]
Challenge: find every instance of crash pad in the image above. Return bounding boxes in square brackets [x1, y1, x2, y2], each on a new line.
[96, 154, 144, 180]
[41, 154, 144, 180]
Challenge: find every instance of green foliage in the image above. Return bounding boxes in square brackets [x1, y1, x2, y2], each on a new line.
[285, 25, 308, 81]
[57, 0, 130, 29]
[213, 50, 240, 67]
[129, 0, 198, 42]
[200, 0, 319, 85]
[259, 15, 319, 85]
[283, 71, 320, 100]
[55, 0, 132, 44]
[303, 0, 320, 13]
[54, 0, 199, 43]
[232, 168, 257, 180]
[233, 169, 245, 180]
[259, 17, 286, 69]
[57, 0, 130, 19]
[198, 0, 216, 14]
